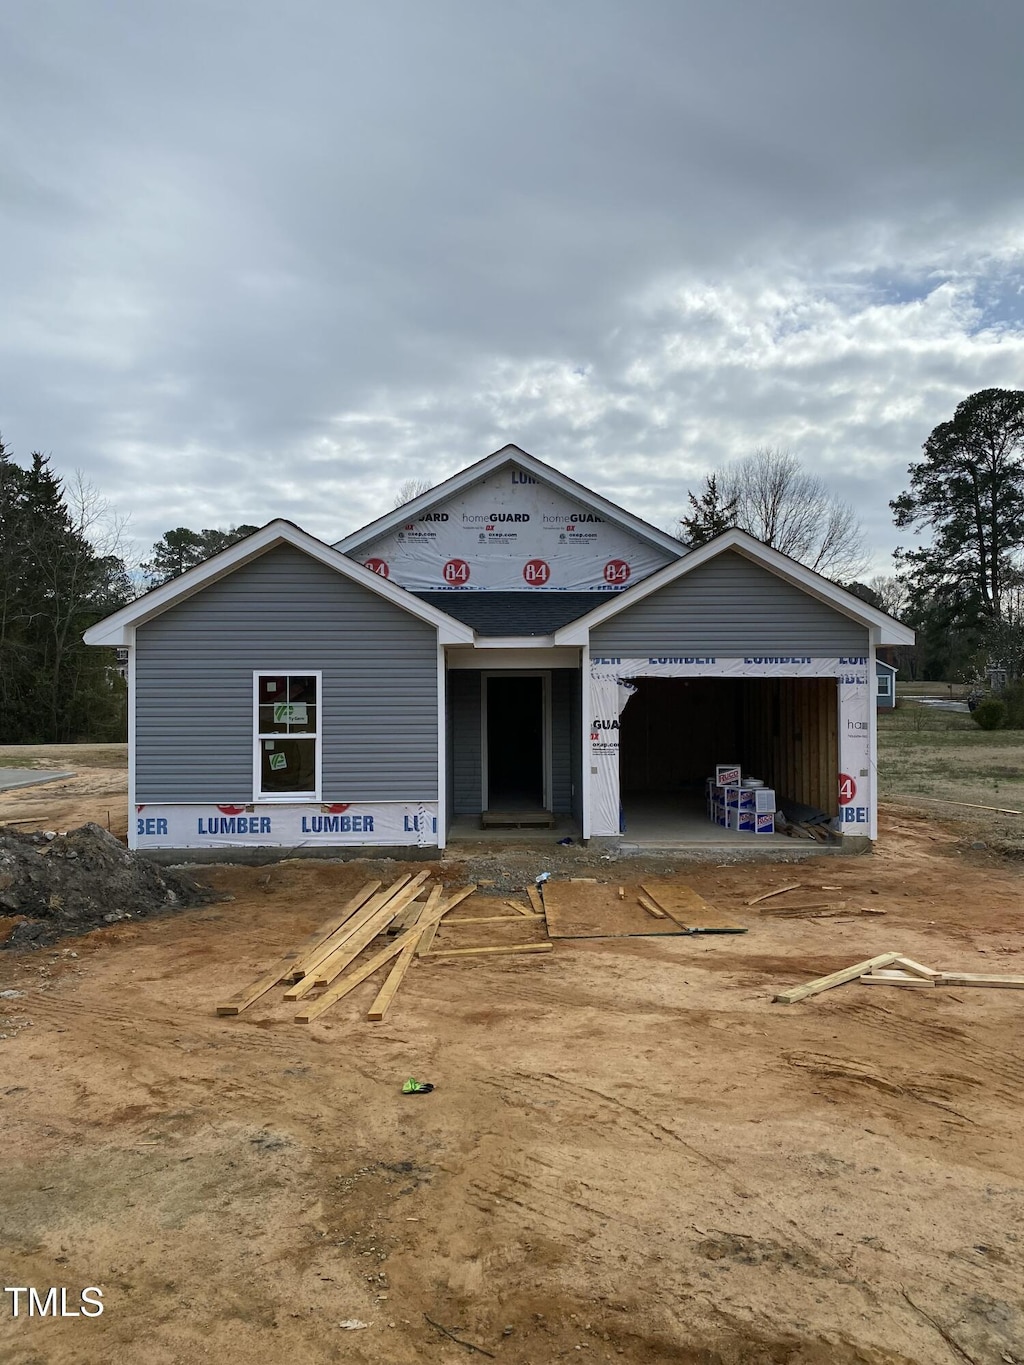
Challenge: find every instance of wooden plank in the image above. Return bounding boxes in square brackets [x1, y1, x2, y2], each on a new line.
[215, 883, 380, 1014]
[936, 973, 1024, 988]
[637, 894, 667, 919]
[526, 885, 544, 915]
[424, 942, 554, 959]
[892, 955, 941, 979]
[774, 952, 901, 1004]
[441, 913, 545, 925]
[287, 880, 387, 979]
[504, 899, 535, 917]
[367, 937, 421, 1020]
[746, 883, 802, 907]
[282, 875, 424, 1000]
[417, 885, 477, 956]
[309, 877, 430, 987]
[859, 971, 934, 988]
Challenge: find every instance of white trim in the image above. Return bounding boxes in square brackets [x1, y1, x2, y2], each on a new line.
[83, 521, 474, 647]
[252, 670, 323, 802]
[553, 530, 916, 647]
[126, 632, 137, 850]
[480, 670, 552, 812]
[869, 636, 879, 839]
[580, 657, 591, 840]
[447, 645, 581, 669]
[436, 643, 447, 850]
[465, 635, 560, 650]
[335, 444, 685, 559]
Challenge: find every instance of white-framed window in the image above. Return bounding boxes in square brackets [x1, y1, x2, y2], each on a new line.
[876, 671, 892, 699]
[253, 671, 322, 801]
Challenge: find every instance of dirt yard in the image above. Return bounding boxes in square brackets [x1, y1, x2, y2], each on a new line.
[1, 753, 1023, 1364]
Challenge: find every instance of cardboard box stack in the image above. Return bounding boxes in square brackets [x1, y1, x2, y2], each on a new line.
[705, 764, 777, 834]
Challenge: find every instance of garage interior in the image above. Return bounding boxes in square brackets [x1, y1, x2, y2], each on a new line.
[618, 676, 839, 843]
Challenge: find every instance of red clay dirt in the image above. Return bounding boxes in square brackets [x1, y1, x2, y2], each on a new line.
[1, 804, 1023, 1364]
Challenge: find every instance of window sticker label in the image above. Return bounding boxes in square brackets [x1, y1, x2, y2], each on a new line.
[268, 752, 287, 770]
[273, 702, 307, 725]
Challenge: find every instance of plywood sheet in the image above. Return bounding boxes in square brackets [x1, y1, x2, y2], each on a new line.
[639, 879, 738, 930]
[543, 881, 687, 939]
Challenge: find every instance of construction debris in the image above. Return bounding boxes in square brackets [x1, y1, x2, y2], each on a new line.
[776, 952, 1024, 1002]
[217, 874, 551, 1024]
[746, 883, 802, 906]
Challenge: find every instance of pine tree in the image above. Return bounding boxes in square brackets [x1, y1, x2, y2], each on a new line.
[677, 474, 739, 547]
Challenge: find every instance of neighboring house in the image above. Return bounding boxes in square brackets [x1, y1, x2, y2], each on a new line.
[875, 659, 897, 710]
[84, 444, 914, 854]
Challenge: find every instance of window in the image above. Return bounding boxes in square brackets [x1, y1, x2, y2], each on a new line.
[254, 673, 321, 799]
[876, 671, 892, 699]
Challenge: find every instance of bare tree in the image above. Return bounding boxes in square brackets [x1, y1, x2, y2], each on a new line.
[716, 447, 866, 580]
[392, 477, 433, 509]
[867, 574, 909, 619]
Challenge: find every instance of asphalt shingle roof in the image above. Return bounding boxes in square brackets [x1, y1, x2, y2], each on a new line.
[413, 591, 606, 636]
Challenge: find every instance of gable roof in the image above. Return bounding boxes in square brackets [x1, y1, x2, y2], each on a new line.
[552, 529, 916, 647]
[83, 521, 475, 647]
[335, 443, 686, 559]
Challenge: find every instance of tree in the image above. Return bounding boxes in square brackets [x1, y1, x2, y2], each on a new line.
[0, 440, 133, 743]
[681, 447, 866, 578]
[392, 478, 432, 509]
[677, 474, 738, 547]
[142, 524, 259, 587]
[891, 388, 1024, 622]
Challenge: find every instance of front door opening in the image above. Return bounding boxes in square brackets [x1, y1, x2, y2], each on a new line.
[486, 675, 545, 811]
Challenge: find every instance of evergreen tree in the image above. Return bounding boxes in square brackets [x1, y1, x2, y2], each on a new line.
[143, 524, 259, 586]
[677, 474, 739, 547]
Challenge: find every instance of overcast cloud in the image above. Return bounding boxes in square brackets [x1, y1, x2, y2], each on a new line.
[2, 0, 1023, 574]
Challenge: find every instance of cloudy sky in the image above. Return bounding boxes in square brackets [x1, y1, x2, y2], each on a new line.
[3, 0, 1023, 574]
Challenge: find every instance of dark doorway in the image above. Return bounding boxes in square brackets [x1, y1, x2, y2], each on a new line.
[486, 675, 545, 810]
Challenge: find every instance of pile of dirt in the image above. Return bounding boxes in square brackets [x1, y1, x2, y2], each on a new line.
[0, 822, 213, 949]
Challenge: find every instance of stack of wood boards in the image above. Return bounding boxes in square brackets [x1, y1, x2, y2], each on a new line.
[543, 878, 743, 938]
[215, 874, 552, 1024]
[775, 953, 1024, 1004]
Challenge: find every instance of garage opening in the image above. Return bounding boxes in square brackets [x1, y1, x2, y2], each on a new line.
[485, 675, 546, 814]
[619, 677, 838, 839]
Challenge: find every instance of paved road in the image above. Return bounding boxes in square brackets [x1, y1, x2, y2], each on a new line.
[0, 769, 74, 792]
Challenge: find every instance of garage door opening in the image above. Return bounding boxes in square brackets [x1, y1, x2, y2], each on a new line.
[618, 676, 838, 842]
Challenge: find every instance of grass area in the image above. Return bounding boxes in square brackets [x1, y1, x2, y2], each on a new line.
[896, 680, 972, 700]
[878, 704, 1024, 852]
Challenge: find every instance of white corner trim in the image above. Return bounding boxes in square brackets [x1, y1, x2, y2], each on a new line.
[552, 530, 916, 647]
[436, 642, 447, 849]
[83, 521, 474, 647]
[336, 444, 685, 558]
[126, 632, 137, 849]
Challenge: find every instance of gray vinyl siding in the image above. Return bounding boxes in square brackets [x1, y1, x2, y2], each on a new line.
[590, 551, 869, 658]
[448, 670, 482, 814]
[134, 545, 439, 803]
[550, 670, 574, 814]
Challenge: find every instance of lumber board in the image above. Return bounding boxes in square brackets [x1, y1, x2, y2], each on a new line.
[295, 897, 462, 1022]
[640, 880, 739, 931]
[441, 913, 545, 925]
[416, 884, 476, 956]
[286, 880, 387, 979]
[637, 894, 667, 919]
[367, 937, 420, 1020]
[309, 877, 430, 987]
[282, 875, 423, 1000]
[774, 952, 901, 1004]
[504, 899, 535, 917]
[936, 973, 1024, 988]
[746, 883, 802, 906]
[215, 885, 379, 1014]
[859, 971, 934, 988]
[424, 942, 554, 959]
[526, 885, 544, 915]
[892, 955, 941, 979]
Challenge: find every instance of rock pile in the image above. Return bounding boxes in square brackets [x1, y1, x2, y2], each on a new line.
[0, 822, 212, 949]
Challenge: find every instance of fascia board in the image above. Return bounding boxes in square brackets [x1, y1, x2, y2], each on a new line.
[84, 521, 474, 647]
[553, 530, 916, 647]
[336, 444, 685, 558]
[470, 634, 558, 648]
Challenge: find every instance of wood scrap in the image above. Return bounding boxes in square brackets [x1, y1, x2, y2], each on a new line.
[526, 885, 544, 915]
[936, 973, 1024, 988]
[295, 917, 440, 1023]
[860, 970, 934, 988]
[618, 886, 625, 899]
[303, 876, 431, 991]
[892, 955, 941, 979]
[424, 942, 553, 959]
[746, 883, 802, 906]
[287, 878, 398, 980]
[215, 882, 381, 1015]
[637, 894, 667, 919]
[640, 880, 741, 932]
[416, 885, 477, 956]
[441, 913, 545, 925]
[774, 952, 902, 1004]
[503, 899, 535, 917]
[367, 937, 421, 1020]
